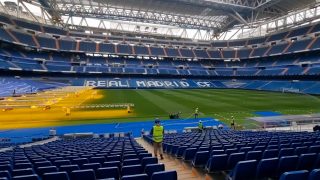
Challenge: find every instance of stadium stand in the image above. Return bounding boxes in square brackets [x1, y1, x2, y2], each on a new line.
[0, 136, 177, 180]
[0, 78, 59, 97]
[1, 1, 320, 180]
[143, 129, 320, 180]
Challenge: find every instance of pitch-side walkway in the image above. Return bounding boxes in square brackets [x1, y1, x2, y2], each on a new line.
[20, 136, 59, 148]
[0, 136, 59, 152]
[136, 138, 225, 180]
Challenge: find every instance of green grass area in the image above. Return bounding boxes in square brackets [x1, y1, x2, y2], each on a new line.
[85, 89, 320, 129]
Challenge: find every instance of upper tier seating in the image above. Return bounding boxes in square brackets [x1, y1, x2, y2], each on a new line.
[0, 23, 320, 59]
[0, 47, 320, 77]
[0, 12, 320, 58]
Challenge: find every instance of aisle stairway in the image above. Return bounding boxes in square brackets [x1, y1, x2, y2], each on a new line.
[136, 138, 225, 180]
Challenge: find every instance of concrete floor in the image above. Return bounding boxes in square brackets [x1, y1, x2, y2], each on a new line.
[136, 138, 226, 180]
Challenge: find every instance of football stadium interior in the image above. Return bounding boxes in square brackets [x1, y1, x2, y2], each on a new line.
[2, 0, 320, 179]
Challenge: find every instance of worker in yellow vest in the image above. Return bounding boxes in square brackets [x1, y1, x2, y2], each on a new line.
[194, 107, 199, 119]
[198, 120, 204, 132]
[150, 118, 164, 160]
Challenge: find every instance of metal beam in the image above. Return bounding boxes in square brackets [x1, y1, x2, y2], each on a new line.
[203, 0, 256, 8]
[53, 2, 227, 30]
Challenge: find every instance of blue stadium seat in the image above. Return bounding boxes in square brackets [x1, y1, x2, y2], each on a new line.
[227, 152, 246, 169]
[59, 165, 79, 176]
[12, 174, 39, 180]
[0, 162, 11, 166]
[279, 148, 295, 157]
[138, 153, 152, 160]
[72, 158, 89, 167]
[192, 151, 210, 167]
[169, 145, 179, 155]
[89, 156, 105, 164]
[262, 149, 279, 159]
[103, 161, 121, 168]
[12, 168, 34, 177]
[239, 147, 253, 153]
[229, 160, 257, 180]
[43, 172, 69, 180]
[210, 150, 225, 157]
[96, 167, 119, 179]
[256, 158, 279, 179]
[145, 164, 165, 177]
[295, 146, 309, 155]
[279, 170, 309, 180]
[107, 155, 121, 162]
[0, 171, 11, 179]
[183, 148, 197, 161]
[141, 157, 158, 168]
[14, 163, 33, 169]
[121, 165, 143, 176]
[14, 160, 29, 164]
[123, 159, 141, 166]
[309, 169, 320, 180]
[205, 154, 228, 173]
[225, 148, 238, 155]
[175, 146, 188, 158]
[123, 154, 139, 160]
[0, 165, 12, 173]
[278, 156, 299, 177]
[49, 157, 63, 162]
[99, 43, 115, 53]
[34, 161, 52, 168]
[121, 174, 148, 180]
[151, 171, 177, 180]
[70, 169, 95, 180]
[297, 153, 317, 170]
[246, 151, 262, 160]
[54, 160, 71, 167]
[81, 163, 101, 170]
[309, 145, 320, 153]
[36, 166, 58, 177]
[313, 154, 320, 168]
[290, 143, 302, 148]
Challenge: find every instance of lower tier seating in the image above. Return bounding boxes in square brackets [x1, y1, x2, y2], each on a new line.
[0, 137, 177, 180]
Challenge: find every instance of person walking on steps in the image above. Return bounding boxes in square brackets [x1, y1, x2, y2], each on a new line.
[198, 120, 204, 132]
[150, 118, 164, 160]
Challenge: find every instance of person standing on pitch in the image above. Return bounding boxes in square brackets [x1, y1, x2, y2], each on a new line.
[150, 118, 164, 160]
[194, 107, 199, 119]
[231, 116, 236, 130]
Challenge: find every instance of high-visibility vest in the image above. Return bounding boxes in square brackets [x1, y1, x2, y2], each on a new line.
[153, 125, 164, 143]
[198, 123, 203, 129]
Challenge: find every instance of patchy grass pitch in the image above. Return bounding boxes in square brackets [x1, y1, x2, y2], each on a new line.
[1, 88, 320, 129]
[86, 89, 320, 128]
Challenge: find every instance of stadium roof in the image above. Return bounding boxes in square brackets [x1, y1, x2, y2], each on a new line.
[0, 0, 318, 40]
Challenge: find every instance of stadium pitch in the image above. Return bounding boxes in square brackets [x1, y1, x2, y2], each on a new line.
[85, 89, 320, 129]
[1, 88, 320, 129]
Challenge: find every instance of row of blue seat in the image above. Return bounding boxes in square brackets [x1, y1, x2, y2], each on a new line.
[0, 137, 177, 180]
[0, 169, 177, 180]
[145, 130, 320, 180]
[0, 163, 169, 179]
[279, 169, 320, 180]
[229, 161, 320, 180]
[2, 27, 320, 58]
